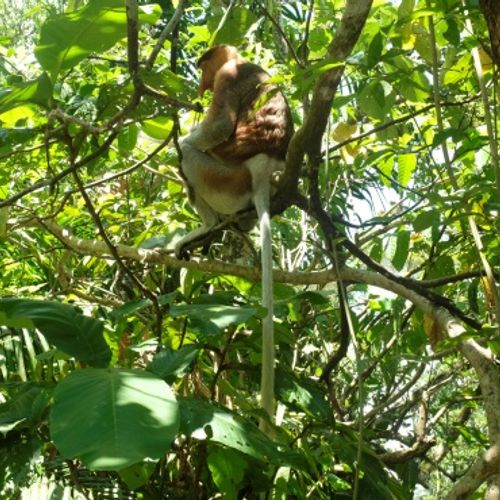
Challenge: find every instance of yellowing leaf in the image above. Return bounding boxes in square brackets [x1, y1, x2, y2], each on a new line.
[0, 105, 35, 126]
[332, 122, 357, 142]
[480, 277, 496, 310]
[423, 314, 444, 350]
[478, 48, 493, 71]
[400, 22, 416, 50]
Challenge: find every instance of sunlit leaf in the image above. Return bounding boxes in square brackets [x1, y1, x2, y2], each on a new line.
[141, 116, 173, 140]
[0, 73, 52, 114]
[207, 448, 248, 499]
[179, 398, 306, 468]
[35, 0, 161, 79]
[51, 368, 179, 470]
[397, 153, 417, 187]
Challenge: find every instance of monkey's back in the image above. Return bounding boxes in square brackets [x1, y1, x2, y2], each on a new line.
[210, 62, 293, 164]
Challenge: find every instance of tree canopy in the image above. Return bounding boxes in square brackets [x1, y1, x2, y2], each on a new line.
[0, 0, 499, 498]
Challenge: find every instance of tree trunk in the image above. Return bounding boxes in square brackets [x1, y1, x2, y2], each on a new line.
[479, 0, 500, 69]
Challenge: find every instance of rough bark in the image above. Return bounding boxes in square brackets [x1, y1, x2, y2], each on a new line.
[479, 0, 500, 69]
[445, 442, 500, 500]
[277, 0, 374, 209]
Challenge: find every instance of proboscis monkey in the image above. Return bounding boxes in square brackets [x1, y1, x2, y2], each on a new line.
[175, 45, 293, 431]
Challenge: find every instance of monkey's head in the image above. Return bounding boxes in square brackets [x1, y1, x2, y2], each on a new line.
[197, 45, 243, 96]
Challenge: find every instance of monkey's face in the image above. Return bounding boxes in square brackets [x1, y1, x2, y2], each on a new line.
[197, 46, 237, 96]
[198, 61, 216, 96]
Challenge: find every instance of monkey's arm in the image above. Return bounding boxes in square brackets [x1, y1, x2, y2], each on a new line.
[183, 64, 239, 151]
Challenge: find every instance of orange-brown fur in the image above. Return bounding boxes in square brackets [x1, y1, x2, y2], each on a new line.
[198, 46, 293, 164]
[177, 47, 293, 429]
[201, 165, 252, 196]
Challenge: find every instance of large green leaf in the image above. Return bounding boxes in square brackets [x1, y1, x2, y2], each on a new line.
[0, 73, 52, 114]
[179, 398, 306, 468]
[209, 6, 258, 46]
[413, 209, 440, 231]
[0, 298, 111, 367]
[358, 80, 395, 121]
[207, 447, 248, 500]
[51, 368, 179, 471]
[35, 0, 161, 79]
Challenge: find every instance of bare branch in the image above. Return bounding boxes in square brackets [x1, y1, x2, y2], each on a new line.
[146, 0, 188, 70]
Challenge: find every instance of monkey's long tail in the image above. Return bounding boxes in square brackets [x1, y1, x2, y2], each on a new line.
[253, 182, 274, 433]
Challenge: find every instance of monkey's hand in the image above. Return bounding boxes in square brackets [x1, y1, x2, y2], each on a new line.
[174, 240, 190, 261]
[175, 235, 213, 260]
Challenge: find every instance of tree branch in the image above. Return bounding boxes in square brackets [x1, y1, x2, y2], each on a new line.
[146, 0, 188, 70]
[276, 0, 374, 209]
[30, 219, 482, 338]
[445, 441, 500, 500]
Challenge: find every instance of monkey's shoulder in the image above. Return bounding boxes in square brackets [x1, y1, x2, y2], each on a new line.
[216, 61, 269, 92]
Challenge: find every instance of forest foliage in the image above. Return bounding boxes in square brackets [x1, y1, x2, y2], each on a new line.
[0, 0, 499, 498]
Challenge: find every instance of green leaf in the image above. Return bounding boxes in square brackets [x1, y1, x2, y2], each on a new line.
[209, 6, 258, 46]
[397, 153, 417, 187]
[141, 116, 173, 140]
[147, 345, 200, 382]
[293, 291, 330, 306]
[179, 398, 306, 468]
[51, 368, 179, 470]
[398, 71, 430, 102]
[35, 0, 160, 79]
[294, 59, 344, 95]
[0, 299, 111, 367]
[0, 435, 42, 490]
[0, 385, 50, 433]
[0, 73, 52, 114]
[207, 448, 248, 500]
[275, 370, 331, 420]
[369, 238, 383, 262]
[413, 209, 439, 231]
[398, 0, 415, 20]
[367, 31, 384, 69]
[358, 81, 394, 121]
[170, 304, 257, 331]
[392, 230, 410, 271]
[117, 124, 138, 153]
[0, 128, 38, 155]
[118, 462, 156, 490]
[428, 255, 455, 280]
[142, 69, 193, 100]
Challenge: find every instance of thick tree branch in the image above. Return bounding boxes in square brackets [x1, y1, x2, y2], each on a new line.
[479, 0, 500, 69]
[29, 219, 481, 336]
[276, 0, 374, 209]
[445, 441, 500, 500]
